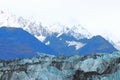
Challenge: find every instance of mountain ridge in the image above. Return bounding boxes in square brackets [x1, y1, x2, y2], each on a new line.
[0, 10, 118, 59]
[0, 10, 119, 49]
[0, 27, 56, 60]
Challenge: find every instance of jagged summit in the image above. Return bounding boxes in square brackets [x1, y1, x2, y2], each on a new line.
[67, 24, 92, 39]
[0, 10, 118, 57]
[0, 10, 119, 50]
[102, 32, 120, 50]
[0, 10, 92, 41]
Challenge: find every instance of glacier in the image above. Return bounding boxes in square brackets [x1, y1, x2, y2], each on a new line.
[0, 10, 119, 80]
[0, 51, 120, 80]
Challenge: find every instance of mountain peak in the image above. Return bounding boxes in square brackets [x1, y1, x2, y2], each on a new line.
[0, 10, 118, 52]
[0, 10, 92, 40]
[69, 24, 92, 39]
[47, 23, 69, 34]
[0, 27, 55, 60]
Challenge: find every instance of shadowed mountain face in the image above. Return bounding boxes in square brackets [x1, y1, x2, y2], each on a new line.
[44, 33, 117, 56]
[0, 11, 118, 57]
[79, 35, 118, 54]
[0, 27, 55, 60]
[0, 27, 117, 60]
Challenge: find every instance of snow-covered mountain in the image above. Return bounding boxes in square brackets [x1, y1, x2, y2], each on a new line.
[47, 23, 92, 39]
[0, 10, 119, 50]
[102, 33, 120, 50]
[0, 10, 118, 56]
[0, 10, 120, 80]
[0, 10, 92, 41]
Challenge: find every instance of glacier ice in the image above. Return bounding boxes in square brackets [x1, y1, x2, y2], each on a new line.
[0, 51, 120, 80]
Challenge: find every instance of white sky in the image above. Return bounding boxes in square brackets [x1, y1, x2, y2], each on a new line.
[0, 0, 120, 37]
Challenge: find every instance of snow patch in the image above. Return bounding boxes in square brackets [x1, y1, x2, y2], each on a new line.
[56, 33, 63, 38]
[45, 41, 50, 45]
[46, 23, 69, 34]
[66, 41, 85, 50]
[35, 35, 46, 42]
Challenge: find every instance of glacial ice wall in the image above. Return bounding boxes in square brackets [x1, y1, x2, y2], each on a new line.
[0, 51, 120, 80]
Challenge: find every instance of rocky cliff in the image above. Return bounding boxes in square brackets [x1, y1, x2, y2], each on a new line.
[0, 51, 120, 80]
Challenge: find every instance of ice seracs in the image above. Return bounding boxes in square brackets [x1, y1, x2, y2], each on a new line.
[0, 51, 120, 80]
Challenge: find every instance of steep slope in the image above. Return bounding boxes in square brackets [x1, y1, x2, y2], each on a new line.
[0, 27, 55, 60]
[79, 35, 118, 54]
[102, 33, 120, 50]
[0, 10, 49, 42]
[44, 34, 77, 56]
[44, 34, 117, 55]
[47, 24, 92, 39]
